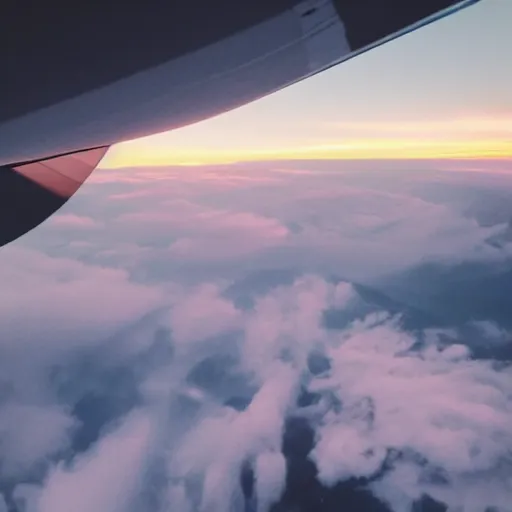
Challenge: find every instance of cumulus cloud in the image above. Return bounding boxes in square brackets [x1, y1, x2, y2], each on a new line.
[169, 283, 242, 346]
[159, 276, 512, 512]
[310, 321, 512, 509]
[242, 275, 341, 379]
[170, 362, 298, 512]
[2, 264, 511, 512]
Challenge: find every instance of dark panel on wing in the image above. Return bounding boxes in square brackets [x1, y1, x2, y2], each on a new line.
[333, 0, 465, 50]
[0, 146, 108, 247]
[1, 0, 296, 122]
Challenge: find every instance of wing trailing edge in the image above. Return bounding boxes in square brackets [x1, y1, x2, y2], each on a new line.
[0, 146, 109, 247]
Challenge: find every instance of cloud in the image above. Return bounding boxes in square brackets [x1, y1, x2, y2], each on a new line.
[49, 214, 100, 230]
[20, 162, 512, 286]
[309, 320, 512, 510]
[254, 451, 287, 512]
[0, 246, 163, 352]
[241, 275, 343, 379]
[1, 261, 511, 512]
[169, 283, 242, 346]
[37, 410, 155, 512]
[0, 404, 75, 479]
[471, 320, 508, 341]
[166, 211, 289, 262]
[125, 165, 512, 279]
[0, 245, 165, 490]
[259, 181, 512, 279]
[2, 161, 512, 512]
[171, 363, 298, 512]
[158, 276, 512, 512]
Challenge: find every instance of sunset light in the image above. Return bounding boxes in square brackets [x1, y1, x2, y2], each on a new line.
[98, 0, 511, 170]
[101, 116, 512, 168]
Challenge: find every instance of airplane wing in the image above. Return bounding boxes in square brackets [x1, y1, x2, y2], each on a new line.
[0, 0, 480, 247]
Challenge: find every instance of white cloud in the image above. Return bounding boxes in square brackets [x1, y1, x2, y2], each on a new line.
[0, 246, 163, 354]
[169, 283, 242, 347]
[159, 274, 512, 512]
[310, 320, 512, 510]
[242, 275, 337, 379]
[255, 451, 286, 512]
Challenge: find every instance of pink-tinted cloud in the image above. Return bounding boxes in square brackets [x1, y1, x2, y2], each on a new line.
[168, 211, 288, 261]
[37, 410, 155, 512]
[49, 214, 99, 230]
[169, 283, 242, 346]
[0, 245, 166, 485]
[0, 246, 163, 352]
[27, 160, 512, 286]
[156, 276, 512, 512]
[2, 161, 512, 512]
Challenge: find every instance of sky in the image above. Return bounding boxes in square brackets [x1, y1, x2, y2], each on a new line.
[101, 0, 512, 168]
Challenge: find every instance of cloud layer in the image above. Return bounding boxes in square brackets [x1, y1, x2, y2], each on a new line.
[1, 160, 511, 511]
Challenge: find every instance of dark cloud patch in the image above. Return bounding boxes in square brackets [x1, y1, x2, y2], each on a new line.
[381, 260, 512, 331]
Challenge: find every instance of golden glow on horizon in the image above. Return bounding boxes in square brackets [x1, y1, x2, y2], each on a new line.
[100, 116, 512, 168]
[97, 0, 512, 170]
[101, 138, 512, 168]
